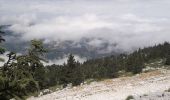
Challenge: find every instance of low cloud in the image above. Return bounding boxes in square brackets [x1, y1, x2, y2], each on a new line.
[0, 52, 22, 67]
[43, 55, 87, 65]
[0, 0, 170, 53]
[0, 52, 9, 67]
[0, 52, 86, 66]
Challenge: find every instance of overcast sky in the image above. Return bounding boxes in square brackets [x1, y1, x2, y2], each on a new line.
[0, 0, 170, 52]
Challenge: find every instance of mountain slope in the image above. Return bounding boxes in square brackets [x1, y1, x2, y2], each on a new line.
[28, 69, 170, 100]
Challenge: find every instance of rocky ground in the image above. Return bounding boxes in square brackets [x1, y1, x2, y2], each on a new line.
[133, 90, 170, 100]
[28, 69, 170, 100]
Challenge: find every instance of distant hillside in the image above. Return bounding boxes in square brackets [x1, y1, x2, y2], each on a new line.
[1, 25, 120, 60]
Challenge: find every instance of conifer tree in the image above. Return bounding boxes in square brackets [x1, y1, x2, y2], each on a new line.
[64, 54, 83, 85]
[165, 47, 170, 65]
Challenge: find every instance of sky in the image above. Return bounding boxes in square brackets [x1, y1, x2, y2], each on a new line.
[0, 0, 170, 52]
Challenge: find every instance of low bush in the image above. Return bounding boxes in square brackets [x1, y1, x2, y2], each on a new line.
[126, 95, 134, 100]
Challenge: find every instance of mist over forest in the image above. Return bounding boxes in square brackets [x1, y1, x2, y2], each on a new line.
[0, 0, 170, 100]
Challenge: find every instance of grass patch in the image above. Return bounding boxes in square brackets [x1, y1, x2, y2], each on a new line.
[22, 91, 39, 99]
[118, 70, 133, 77]
[48, 85, 63, 91]
[84, 79, 96, 85]
[126, 95, 134, 100]
[143, 94, 148, 96]
[166, 88, 170, 92]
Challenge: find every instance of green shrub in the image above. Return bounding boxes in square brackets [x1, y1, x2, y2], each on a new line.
[126, 95, 134, 100]
[168, 88, 170, 92]
[0, 76, 7, 90]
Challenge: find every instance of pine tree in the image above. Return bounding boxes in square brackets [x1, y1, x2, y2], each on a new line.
[65, 54, 84, 85]
[165, 42, 170, 65]
[165, 55, 170, 65]
[165, 49, 170, 65]
[0, 39, 48, 99]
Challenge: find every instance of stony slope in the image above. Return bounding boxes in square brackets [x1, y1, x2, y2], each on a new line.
[28, 69, 170, 100]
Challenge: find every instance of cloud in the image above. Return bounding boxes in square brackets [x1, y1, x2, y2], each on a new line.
[0, 52, 22, 67]
[0, 0, 170, 53]
[0, 52, 86, 66]
[43, 55, 87, 65]
[0, 52, 9, 67]
[18, 14, 112, 42]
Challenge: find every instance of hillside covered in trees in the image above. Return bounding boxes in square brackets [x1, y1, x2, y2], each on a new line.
[0, 28, 170, 99]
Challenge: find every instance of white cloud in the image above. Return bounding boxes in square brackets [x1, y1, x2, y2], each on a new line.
[0, 0, 170, 53]
[0, 52, 9, 67]
[43, 55, 87, 65]
[0, 52, 22, 67]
